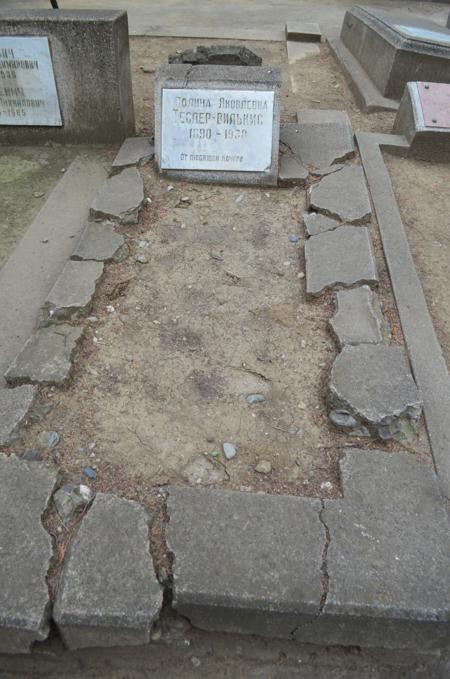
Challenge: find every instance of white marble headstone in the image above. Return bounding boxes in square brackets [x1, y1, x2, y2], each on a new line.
[161, 88, 274, 172]
[0, 36, 62, 126]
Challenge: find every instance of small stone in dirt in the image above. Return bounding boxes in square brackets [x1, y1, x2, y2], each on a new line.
[223, 442, 237, 460]
[54, 484, 92, 523]
[33, 191, 45, 198]
[140, 64, 155, 73]
[255, 460, 272, 474]
[83, 466, 97, 480]
[37, 430, 60, 449]
[135, 254, 148, 264]
[190, 656, 201, 667]
[329, 409, 359, 429]
[246, 394, 266, 405]
[21, 449, 42, 462]
[289, 234, 301, 243]
[183, 457, 227, 485]
[320, 481, 333, 491]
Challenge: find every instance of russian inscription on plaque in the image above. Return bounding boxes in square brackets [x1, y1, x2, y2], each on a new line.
[161, 88, 274, 172]
[0, 36, 62, 126]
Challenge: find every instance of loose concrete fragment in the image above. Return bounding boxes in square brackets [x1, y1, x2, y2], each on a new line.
[329, 344, 422, 442]
[5, 325, 84, 386]
[71, 222, 125, 262]
[112, 137, 154, 170]
[281, 116, 354, 173]
[330, 285, 387, 347]
[301, 450, 450, 650]
[0, 385, 37, 447]
[41, 261, 104, 325]
[90, 168, 145, 224]
[303, 212, 340, 237]
[305, 226, 378, 297]
[286, 22, 322, 42]
[278, 153, 308, 186]
[54, 493, 162, 649]
[0, 454, 57, 654]
[167, 486, 323, 638]
[307, 165, 371, 224]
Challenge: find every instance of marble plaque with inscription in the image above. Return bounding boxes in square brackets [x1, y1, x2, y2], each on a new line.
[0, 36, 62, 126]
[161, 88, 274, 172]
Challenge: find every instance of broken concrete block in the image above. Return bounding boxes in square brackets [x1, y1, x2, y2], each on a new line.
[278, 153, 308, 186]
[302, 449, 450, 650]
[305, 226, 378, 297]
[329, 344, 422, 442]
[307, 165, 371, 224]
[54, 493, 162, 649]
[0, 454, 57, 653]
[303, 212, 340, 237]
[41, 261, 104, 325]
[169, 45, 262, 66]
[329, 285, 387, 348]
[90, 168, 145, 224]
[71, 222, 125, 262]
[286, 22, 322, 42]
[112, 137, 154, 170]
[280, 116, 354, 173]
[5, 325, 84, 386]
[0, 385, 37, 447]
[167, 486, 324, 638]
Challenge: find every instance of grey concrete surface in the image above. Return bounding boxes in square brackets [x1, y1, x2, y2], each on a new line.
[112, 136, 154, 170]
[90, 168, 145, 223]
[168, 485, 324, 638]
[303, 212, 340, 236]
[307, 166, 372, 224]
[357, 131, 450, 499]
[71, 222, 125, 262]
[0, 385, 37, 447]
[54, 493, 163, 649]
[0, 10, 135, 144]
[0, 154, 109, 388]
[5, 324, 84, 386]
[305, 226, 378, 296]
[0, 454, 57, 654]
[329, 286, 386, 348]
[41, 260, 104, 325]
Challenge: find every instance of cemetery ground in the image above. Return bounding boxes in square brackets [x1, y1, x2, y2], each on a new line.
[1, 35, 450, 678]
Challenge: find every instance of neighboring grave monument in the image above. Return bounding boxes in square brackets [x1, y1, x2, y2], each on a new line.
[0, 10, 134, 144]
[154, 64, 281, 185]
[340, 6, 450, 100]
[393, 82, 450, 162]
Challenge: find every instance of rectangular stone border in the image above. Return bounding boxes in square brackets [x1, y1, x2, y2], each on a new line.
[357, 131, 450, 500]
[154, 64, 282, 186]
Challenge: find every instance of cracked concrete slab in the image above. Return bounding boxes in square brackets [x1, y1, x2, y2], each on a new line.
[112, 137, 154, 171]
[0, 454, 58, 654]
[71, 222, 125, 262]
[0, 385, 37, 447]
[305, 226, 378, 297]
[329, 285, 387, 348]
[54, 493, 162, 649]
[303, 212, 340, 237]
[307, 165, 372, 224]
[5, 325, 84, 386]
[90, 168, 145, 224]
[278, 153, 309, 186]
[167, 486, 324, 638]
[40, 261, 104, 325]
[296, 450, 450, 650]
[329, 344, 422, 442]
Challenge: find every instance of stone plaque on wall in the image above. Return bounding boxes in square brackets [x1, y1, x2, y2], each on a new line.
[0, 36, 62, 126]
[155, 64, 281, 186]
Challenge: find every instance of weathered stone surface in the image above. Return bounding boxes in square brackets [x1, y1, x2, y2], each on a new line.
[169, 45, 262, 66]
[90, 168, 144, 224]
[41, 261, 104, 325]
[167, 486, 324, 638]
[280, 115, 354, 173]
[112, 137, 154, 170]
[72, 222, 125, 262]
[330, 285, 387, 348]
[305, 226, 378, 297]
[297, 450, 450, 649]
[5, 325, 84, 386]
[0, 454, 57, 653]
[0, 385, 37, 447]
[307, 165, 372, 224]
[329, 344, 422, 442]
[303, 212, 340, 236]
[278, 153, 308, 186]
[286, 22, 322, 42]
[54, 493, 162, 649]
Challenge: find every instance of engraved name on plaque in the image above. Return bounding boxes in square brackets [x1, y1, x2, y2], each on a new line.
[0, 36, 62, 126]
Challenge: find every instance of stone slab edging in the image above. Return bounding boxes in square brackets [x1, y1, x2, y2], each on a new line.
[356, 131, 450, 500]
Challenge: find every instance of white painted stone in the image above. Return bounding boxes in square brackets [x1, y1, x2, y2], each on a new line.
[161, 88, 274, 172]
[0, 37, 61, 126]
